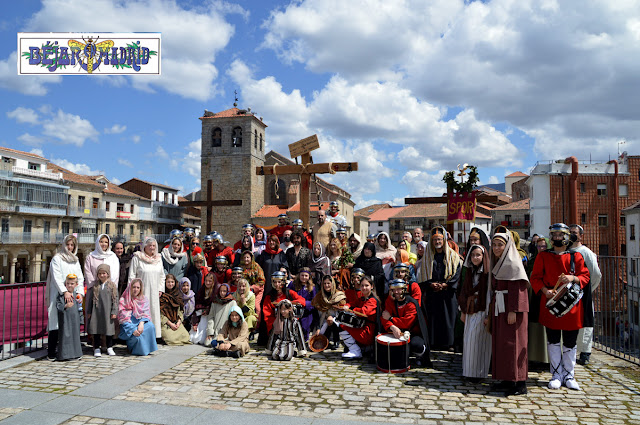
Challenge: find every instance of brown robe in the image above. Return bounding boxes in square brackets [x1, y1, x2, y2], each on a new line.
[216, 319, 250, 355]
[491, 276, 529, 382]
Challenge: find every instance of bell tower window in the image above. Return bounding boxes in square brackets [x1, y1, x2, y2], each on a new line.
[211, 127, 222, 147]
[232, 127, 242, 147]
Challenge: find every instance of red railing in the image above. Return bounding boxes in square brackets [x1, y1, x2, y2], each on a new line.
[0, 281, 48, 360]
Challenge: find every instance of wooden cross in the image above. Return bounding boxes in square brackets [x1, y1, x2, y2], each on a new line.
[180, 180, 242, 234]
[256, 135, 358, 229]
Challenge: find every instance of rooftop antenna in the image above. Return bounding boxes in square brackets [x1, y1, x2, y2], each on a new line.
[233, 90, 238, 107]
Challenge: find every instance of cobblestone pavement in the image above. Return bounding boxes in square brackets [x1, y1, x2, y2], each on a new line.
[117, 347, 640, 424]
[61, 417, 161, 425]
[1, 343, 639, 424]
[0, 345, 170, 395]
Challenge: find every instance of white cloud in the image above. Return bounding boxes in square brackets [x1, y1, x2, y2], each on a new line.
[132, 135, 141, 144]
[50, 158, 104, 176]
[29, 148, 44, 157]
[118, 158, 133, 167]
[155, 146, 169, 159]
[25, 0, 242, 101]
[18, 133, 44, 146]
[105, 124, 127, 134]
[400, 170, 448, 197]
[488, 176, 500, 184]
[7, 107, 39, 124]
[110, 177, 122, 185]
[0, 51, 62, 96]
[170, 139, 201, 189]
[41, 110, 99, 147]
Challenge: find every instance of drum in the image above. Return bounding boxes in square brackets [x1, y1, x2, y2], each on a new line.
[375, 333, 410, 373]
[546, 282, 583, 318]
[336, 310, 366, 328]
[292, 303, 305, 319]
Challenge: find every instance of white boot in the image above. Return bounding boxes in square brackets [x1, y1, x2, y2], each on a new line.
[547, 343, 562, 389]
[562, 345, 581, 390]
[340, 331, 362, 359]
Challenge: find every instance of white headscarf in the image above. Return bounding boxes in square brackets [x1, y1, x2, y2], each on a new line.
[57, 235, 78, 263]
[491, 232, 529, 282]
[90, 234, 116, 260]
[161, 237, 186, 265]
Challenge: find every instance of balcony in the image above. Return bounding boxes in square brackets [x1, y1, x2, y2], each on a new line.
[0, 232, 65, 244]
[67, 207, 106, 218]
[12, 166, 62, 181]
[77, 233, 98, 244]
[16, 205, 66, 216]
[500, 221, 512, 227]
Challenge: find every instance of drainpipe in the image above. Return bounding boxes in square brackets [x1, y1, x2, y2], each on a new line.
[608, 159, 619, 257]
[564, 156, 579, 225]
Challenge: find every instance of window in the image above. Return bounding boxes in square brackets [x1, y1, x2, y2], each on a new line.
[631, 224, 636, 241]
[211, 127, 222, 147]
[105, 201, 110, 211]
[622, 244, 627, 256]
[599, 244, 609, 256]
[78, 196, 85, 208]
[2, 157, 12, 164]
[254, 129, 258, 149]
[620, 184, 629, 197]
[621, 216, 626, 227]
[28, 162, 40, 171]
[117, 224, 124, 235]
[580, 182, 586, 193]
[597, 183, 607, 196]
[130, 204, 135, 214]
[524, 214, 530, 222]
[581, 213, 586, 224]
[1, 218, 8, 233]
[130, 225, 134, 235]
[164, 193, 168, 203]
[92, 197, 99, 209]
[457, 233, 463, 243]
[105, 223, 110, 235]
[23, 219, 32, 233]
[155, 191, 159, 202]
[44, 221, 50, 234]
[172, 194, 175, 204]
[232, 126, 242, 147]
[117, 203, 124, 212]
[259, 133, 263, 151]
[62, 222, 70, 234]
[378, 222, 383, 226]
[598, 214, 608, 227]
[505, 214, 512, 224]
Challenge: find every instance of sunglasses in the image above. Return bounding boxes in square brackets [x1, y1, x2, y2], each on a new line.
[193, 243, 200, 246]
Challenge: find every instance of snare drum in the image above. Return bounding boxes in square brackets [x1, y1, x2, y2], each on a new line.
[292, 303, 305, 319]
[336, 310, 366, 328]
[375, 333, 410, 373]
[545, 282, 583, 318]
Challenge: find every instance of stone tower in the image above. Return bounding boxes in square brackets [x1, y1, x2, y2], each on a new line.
[199, 107, 266, 240]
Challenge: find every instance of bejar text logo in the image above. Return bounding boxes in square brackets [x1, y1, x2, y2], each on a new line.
[18, 32, 161, 75]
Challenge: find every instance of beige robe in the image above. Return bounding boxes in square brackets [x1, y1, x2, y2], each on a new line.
[128, 256, 166, 338]
[216, 320, 250, 355]
[312, 221, 336, 250]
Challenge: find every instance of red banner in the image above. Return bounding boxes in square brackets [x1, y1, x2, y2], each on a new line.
[447, 192, 477, 223]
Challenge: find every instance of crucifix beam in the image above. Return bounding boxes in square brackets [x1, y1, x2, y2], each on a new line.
[180, 180, 242, 234]
[256, 162, 356, 176]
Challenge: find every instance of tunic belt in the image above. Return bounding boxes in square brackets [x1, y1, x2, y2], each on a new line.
[494, 290, 509, 316]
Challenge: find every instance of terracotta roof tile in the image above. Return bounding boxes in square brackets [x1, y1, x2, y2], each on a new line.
[492, 198, 530, 211]
[0, 146, 46, 160]
[506, 171, 529, 178]
[355, 203, 392, 217]
[199, 107, 268, 127]
[121, 178, 179, 192]
[47, 163, 105, 188]
[392, 203, 447, 218]
[368, 206, 406, 221]
[287, 202, 332, 212]
[253, 204, 291, 218]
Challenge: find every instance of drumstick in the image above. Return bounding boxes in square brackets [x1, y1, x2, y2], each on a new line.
[553, 274, 565, 291]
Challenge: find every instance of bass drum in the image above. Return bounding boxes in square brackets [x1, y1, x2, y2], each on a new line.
[375, 333, 410, 373]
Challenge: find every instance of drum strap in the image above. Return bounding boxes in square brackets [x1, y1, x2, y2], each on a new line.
[570, 253, 575, 275]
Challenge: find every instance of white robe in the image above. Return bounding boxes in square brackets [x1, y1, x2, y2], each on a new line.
[128, 256, 166, 338]
[46, 255, 84, 331]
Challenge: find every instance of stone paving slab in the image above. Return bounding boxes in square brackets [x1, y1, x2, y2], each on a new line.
[81, 400, 204, 425]
[0, 410, 72, 425]
[117, 347, 640, 424]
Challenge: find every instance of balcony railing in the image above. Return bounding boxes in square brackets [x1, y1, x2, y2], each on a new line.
[12, 166, 62, 181]
[67, 207, 106, 218]
[0, 232, 65, 244]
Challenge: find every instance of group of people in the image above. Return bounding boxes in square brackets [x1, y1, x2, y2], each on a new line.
[44, 203, 600, 397]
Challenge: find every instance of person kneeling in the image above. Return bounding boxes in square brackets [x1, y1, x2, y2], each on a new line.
[381, 279, 432, 367]
[266, 299, 307, 360]
[211, 306, 250, 358]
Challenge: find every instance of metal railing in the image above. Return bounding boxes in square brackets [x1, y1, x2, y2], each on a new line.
[67, 207, 106, 218]
[0, 232, 65, 244]
[1, 281, 48, 360]
[593, 256, 640, 364]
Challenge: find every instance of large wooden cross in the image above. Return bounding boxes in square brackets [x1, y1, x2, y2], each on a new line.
[256, 135, 358, 228]
[180, 180, 242, 234]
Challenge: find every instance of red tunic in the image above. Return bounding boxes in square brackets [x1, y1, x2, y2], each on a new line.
[212, 246, 235, 265]
[341, 295, 378, 345]
[203, 249, 216, 267]
[344, 288, 360, 307]
[530, 250, 589, 330]
[213, 269, 233, 285]
[270, 225, 292, 241]
[262, 290, 306, 332]
[381, 296, 420, 335]
[408, 281, 422, 307]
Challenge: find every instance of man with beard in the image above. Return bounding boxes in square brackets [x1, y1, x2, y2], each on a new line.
[419, 226, 462, 351]
[271, 213, 292, 241]
[312, 210, 337, 250]
[202, 235, 216, 268]
[411, 227, 424, 253]
[291, 219, 312, 248]
[211, 234, 235, 265]
[336, 227, 348, 249]
[285, 230, 312, 279]
[327, 201, 348, 229]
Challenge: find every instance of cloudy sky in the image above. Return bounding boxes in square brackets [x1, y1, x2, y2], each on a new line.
[1, 0, 638, 207]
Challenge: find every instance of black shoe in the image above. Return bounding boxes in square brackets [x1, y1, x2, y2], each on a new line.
[505, 381, 527, 396]
[465, 377, 482, 384]
[577, 353, 590, 365]
[415, 355, 433, 368]
[229, 351, 241, 358]
[46, 355, 56, 362]
[491, 380, 512, 391]
[249, 332, 256, 341]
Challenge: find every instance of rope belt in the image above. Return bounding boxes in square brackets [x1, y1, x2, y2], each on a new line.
[494, 290, 509, 317]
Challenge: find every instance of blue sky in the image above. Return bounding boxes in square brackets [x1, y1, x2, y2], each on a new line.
[1, 0, 638, 208]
